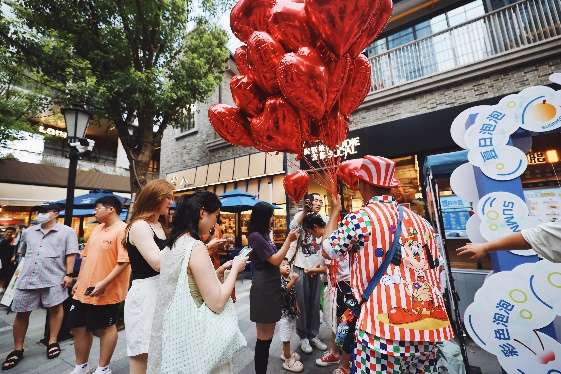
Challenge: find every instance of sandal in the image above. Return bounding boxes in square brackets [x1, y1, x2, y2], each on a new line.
[282, 356, 304, 373]
[2, 350, 23, 370]
[46, 343, 61, 359]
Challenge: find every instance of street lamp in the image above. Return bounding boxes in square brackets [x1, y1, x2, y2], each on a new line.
[61, 105, 91, 226]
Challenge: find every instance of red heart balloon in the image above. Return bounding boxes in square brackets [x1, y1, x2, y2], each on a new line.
[234, 45, 253, 79]
[325, 54, 351, 112]
[270, 0, 315, 51]
[230, 0, 275, 43]
[278, 47, 328, 120]
[305, 0, 376, 57]
[349, 0, 393, 57]
[340, 54, 372, 116]
[337, 159, 363, 190]
[284, 170, 310, 203]
[250, 97, 303, 154]
[247, 32, 285, 95]
[230, 75, 264, 117]
[208, 104, 254, 147]
[320, 110, 348, 150]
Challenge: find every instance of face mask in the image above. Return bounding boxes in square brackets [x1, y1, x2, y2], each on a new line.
[36, 213, 52, 224]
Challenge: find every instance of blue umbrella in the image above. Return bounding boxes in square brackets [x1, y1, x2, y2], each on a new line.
[219, 189, 279, 213]
[54, 189, 131, 208]
[58, 208, 128, 221]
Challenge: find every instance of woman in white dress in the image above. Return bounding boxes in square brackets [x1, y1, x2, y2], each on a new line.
[148, 191, 248, 374]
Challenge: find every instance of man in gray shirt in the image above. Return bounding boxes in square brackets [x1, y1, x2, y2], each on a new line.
[2, 203, 79, 370]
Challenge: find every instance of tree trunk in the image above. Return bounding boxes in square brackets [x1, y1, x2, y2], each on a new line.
[124, 113, 156, 194]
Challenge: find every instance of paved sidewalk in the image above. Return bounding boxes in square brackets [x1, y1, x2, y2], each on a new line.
[0, 280, 500, 373]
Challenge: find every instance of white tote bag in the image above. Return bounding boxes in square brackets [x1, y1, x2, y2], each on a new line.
[160, 244, 246, 374]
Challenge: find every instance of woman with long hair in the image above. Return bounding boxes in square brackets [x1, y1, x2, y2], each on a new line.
[123, 179, 174, 374]
[147, 191, 247, 374]
[248, 202, 300, 374]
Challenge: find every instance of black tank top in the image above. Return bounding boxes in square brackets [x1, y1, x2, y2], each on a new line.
[126, 222, 167, 280]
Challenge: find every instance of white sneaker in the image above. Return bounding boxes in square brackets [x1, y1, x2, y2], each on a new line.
[281, 351, 301, 362]
[311, 337, 328, 351]
[93, 367, 112, 374]
[300, 338, 313, 354]
[69, 364, 91, 374]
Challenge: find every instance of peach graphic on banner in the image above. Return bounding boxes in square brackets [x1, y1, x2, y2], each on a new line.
[530, 100, 557, 122]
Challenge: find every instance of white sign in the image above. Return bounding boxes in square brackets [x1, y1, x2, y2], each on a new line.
[464, 260, 561, 373]
[450, 105, 491, 149]
[450, 162, 479, 203]
[476, 191, 539, 256]
[303, 137, 360, 162]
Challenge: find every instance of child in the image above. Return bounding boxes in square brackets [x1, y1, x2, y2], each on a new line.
[279, 258, 304, 373]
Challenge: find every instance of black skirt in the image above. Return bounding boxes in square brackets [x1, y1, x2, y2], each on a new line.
[250, 265, 282, 323]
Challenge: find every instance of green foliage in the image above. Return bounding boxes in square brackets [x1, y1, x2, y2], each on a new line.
[0, 0, 232, 189]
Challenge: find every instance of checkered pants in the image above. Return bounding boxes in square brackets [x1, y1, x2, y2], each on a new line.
[353, 330, 439, 374]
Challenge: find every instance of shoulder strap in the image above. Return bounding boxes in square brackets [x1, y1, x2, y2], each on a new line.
[360, 205, 404, 305]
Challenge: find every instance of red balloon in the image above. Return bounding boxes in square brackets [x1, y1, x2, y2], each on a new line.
[250, 97, 303, 154]
[340, 54, 372, 116]
[208, 104, 254, 147]
[337, 159, 363, 190]
[349, 0, 393, 57]
[234, 45, 253, 79]
[305, 0, 376, 57]
[270, 0, 315, 51]
[230, 0, 275, 43]
[277, 47, 328, 120]
[325, 54, 351, 112]
[283, 170, 310, 203]
[230, 75, 264, 117]
[320, 110, 348, 150]
[247, 32, 285, 95]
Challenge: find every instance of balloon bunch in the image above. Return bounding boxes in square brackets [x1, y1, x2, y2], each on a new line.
[209, 0, 393, 156]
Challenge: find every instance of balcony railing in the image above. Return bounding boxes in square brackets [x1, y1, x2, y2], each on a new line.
[369, 0, 561, 92]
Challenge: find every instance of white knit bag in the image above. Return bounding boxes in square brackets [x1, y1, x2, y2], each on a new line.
[160, 242, 246, 373]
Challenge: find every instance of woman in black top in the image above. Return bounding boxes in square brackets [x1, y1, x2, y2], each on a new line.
[123, 179, 174, 374]
[248, 202, 299, 374]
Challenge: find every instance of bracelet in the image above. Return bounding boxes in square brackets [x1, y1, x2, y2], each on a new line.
[66, 273, 76, 277]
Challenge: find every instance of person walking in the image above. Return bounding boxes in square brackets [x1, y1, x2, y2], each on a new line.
[2, 203, 79, 370]
[67, 196, 130, 374]
[123, 180, 174, 374]
[289, 195, 328, 354]
[249, 202, 299, 374]
[147, 191, 247, 374]
[323, 156, 453, 373]
[279, 258, 304, 372]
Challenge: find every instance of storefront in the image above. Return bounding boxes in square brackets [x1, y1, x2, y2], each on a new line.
[166, 152, 289, 246]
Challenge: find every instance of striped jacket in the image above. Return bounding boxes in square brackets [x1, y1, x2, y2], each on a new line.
[326, 196, 454, 343]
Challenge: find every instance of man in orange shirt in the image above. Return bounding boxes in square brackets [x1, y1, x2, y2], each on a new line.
[67, 196, 130, 374]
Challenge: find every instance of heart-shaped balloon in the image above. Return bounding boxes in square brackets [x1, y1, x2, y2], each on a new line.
[320, 110, 348, 150]
[270, 0, 315, 51]
[305, 0, 376, 57]
[278, 47, 328, 119]
[340, 54, 372, 116]
[230, 0, 275, 42]
[230, 75, 264, 117]
[283, 170, 310, 203]
[349, 0, 393, 57]
[250, 97, 303, 154]
[208, 104, 254, 147]
[325, 54, 351, 112]
[234, 45, 253, 79]
[247, 32, 285, 95]
[337, 159, 363, 190]
[301, 117, 322, 145]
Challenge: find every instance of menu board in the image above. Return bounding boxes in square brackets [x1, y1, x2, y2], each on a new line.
[440, 195, 472, 239]
[523, 187, 561, 223]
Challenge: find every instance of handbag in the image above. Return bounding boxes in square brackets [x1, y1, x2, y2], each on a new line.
[160, 240, 246, 373]
[336, 205, 405, 348]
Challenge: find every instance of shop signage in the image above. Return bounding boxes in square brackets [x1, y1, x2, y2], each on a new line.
[303, 137, 361, 162]
[464, 260, 561, 373]
[527, 152, 547, 165]
[38, 125, 67, 138]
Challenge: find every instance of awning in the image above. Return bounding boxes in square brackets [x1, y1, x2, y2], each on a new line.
[0, 159, 130, 192]
[424, 150, 469, 178]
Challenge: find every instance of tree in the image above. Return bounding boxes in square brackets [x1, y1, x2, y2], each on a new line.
[0, 0, 232, 191]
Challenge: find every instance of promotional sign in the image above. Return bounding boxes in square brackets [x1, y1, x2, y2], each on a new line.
[524, 188, 561, 223]
[464, 260, 561, 373]
[440, 195, 471, 238]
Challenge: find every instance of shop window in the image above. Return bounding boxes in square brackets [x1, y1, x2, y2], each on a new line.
[178, 105, 196, 134]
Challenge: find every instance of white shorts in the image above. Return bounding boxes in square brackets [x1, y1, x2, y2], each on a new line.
[124, 275, 159, 356]
[278, 316, 296, 343]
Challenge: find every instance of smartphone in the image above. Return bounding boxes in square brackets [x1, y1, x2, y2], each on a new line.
[84, 286, 95, 296]
[238, 246, 253, 258]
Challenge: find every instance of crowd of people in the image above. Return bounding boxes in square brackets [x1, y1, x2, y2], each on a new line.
[0, 155, 559, 374]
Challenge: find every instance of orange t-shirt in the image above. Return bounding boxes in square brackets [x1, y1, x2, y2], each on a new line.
[74, 221, 130, 305]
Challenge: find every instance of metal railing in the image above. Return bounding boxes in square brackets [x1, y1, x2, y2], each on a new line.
[369, 0, 561, 92]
